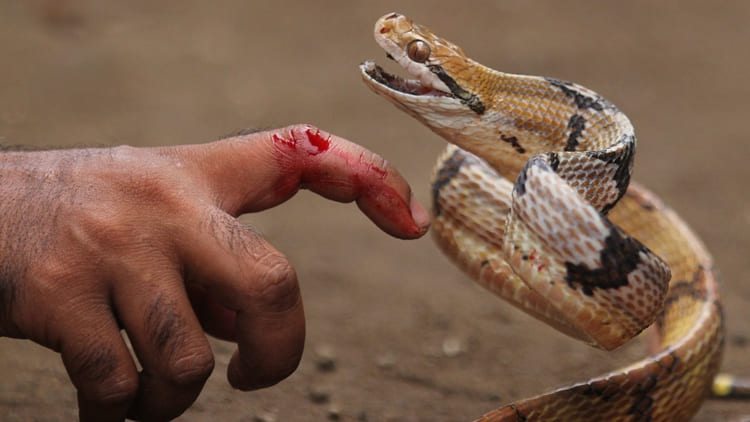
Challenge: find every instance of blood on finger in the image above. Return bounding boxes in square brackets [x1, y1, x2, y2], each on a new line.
[267, 124, 425, 237]
[304, 128, 330, 153]
[271, 126, 330, 157]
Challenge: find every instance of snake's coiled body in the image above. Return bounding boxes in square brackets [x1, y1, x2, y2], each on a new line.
[360, 13, 724, 421]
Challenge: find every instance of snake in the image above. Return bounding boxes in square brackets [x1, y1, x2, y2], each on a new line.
[358, 13, 744, 421]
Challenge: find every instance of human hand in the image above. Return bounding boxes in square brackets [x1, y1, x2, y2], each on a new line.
[0, 124, 430, 421]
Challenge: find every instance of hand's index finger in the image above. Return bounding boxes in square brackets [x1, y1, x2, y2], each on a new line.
[170, 124, 430, 239]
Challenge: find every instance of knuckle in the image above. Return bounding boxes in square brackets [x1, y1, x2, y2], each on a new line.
[78, 147, 190, 221]
[117, 174, 180, 207]
[205, 212, 264, 255]
[28, 257, 68, 289]
[108, 175, 186, 216]
[59, 195, 141, 254]
[64, 333, 138, 405]
[166, 347, 215, 386]
[63, 195, 186, 257]
[75, 206, 126, 243]
[28, 258, 93, 314]
[80, 371, 139, 406]
[251, 254, 300, 312]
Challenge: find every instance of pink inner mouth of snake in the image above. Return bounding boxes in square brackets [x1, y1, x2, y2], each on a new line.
[362, 60, 452, 98]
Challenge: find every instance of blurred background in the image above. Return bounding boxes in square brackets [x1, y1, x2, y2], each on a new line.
[1, 1, 748, 420]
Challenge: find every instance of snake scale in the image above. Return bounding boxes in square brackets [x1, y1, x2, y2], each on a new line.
[359, 13, 733, 421]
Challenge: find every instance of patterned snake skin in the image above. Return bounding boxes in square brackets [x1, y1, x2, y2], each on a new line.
[359, 13, 725, 421]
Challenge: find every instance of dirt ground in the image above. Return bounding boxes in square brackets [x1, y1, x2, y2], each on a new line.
[1, 1, 749, 421]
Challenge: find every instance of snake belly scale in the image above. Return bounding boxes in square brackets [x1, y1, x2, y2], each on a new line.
[360, 13, 724, 421]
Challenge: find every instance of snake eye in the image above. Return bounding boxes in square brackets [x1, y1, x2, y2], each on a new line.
[406, 39, 431, 63]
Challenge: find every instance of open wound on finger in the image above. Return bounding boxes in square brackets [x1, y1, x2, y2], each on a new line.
[272, 126, 331, 156]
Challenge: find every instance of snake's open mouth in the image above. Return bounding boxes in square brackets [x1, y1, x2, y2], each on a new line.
[361, 60, 452, 98]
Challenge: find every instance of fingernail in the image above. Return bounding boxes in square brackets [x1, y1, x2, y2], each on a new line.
[409, 193, 431, 231]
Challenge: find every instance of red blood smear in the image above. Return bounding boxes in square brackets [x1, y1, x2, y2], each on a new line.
[271, 125, 422, 237]
[351, 175, 423, 238]
[305, 128, 330, 153]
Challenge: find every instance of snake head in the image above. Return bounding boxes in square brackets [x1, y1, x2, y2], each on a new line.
[360, 13, 488, 126]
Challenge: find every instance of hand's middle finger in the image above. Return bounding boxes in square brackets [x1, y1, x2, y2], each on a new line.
[181, 209, 305, 391]
[111, 260, 214, 421]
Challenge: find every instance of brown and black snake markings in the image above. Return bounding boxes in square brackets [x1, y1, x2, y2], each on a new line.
[654, 267, 711, 336]
[629, 378, 658, 419]
[511, 155, 544, 197]
[565, 114, 586, 151]
[546, 77, 607, 111]
[546, 152, 561, 171]
[512, 153, 560, 197]
[588, 135, 636, 214]
[501, 134, 526, 154]
[564, 225, 650, 296]
[431, 149, 478, 215]
[427, 64, 486, 114]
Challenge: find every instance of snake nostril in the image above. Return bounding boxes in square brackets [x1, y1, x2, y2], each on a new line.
[379, 27, 390, 34]
[385, 13, 400, 20]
